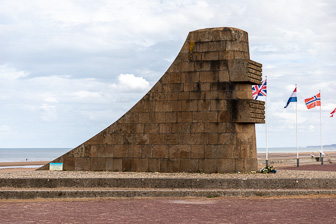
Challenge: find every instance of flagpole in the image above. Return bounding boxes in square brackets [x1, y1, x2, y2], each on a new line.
[296, 84, 299, 167]
[265, 76, 268, 167]
[320, 90, 323, 165]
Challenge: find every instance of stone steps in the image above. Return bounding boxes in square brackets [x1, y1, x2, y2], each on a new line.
[1, 188, 336, 199]
[1, 176, 336, 199]
[1, 177, 336, 189]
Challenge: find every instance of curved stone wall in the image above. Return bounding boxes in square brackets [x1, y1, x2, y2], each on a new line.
[39, 27, 265, 173]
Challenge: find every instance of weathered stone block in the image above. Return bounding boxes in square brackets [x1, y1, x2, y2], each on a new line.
[228, 60, 262, 84]
[193, 112, 217, 122]
[63, 156, 75, 171]
[148, 158, 160, 171]
[165, 159, 179, 172]
[141, 145, 153, 158]
[112, 145, 128, 158]
[181, 100, 198, 111]
[171, 123, 191, 134]
[191, 145, 204, 159]
[180, 159, 199, 172]
[129, 145, 142, 158]
[169, 72, 181, 83]
[177, 111, 193, 122]
[219, 70, 229, 82]
[105, 158, 113, 171]
[204, 159, 217, 173]
[197, 100, 211, 111]
[202, 52, 219, 61]
[205, 145, 233, 159]
[235, 159, 246, 172]
[198, 159, 205, 172]
[122, 158, 133, 171]
[72, 145, 85, 157]
[217, 159, 235, 173]
[216, 100, 227, 111]
[205, 91, 219, 100]
[160, 159, 168, 172]
[149, 134, 165, 144]
[97, 145, 113, 157]
[208, 133, 218, 144]
[145, 123, 160, 134]
[165, 134, 179, 145]
[195, 61, 211, 71]
[169, 145, 190, 159]
[75, 158, 91, 171]
[218, 133, 236, 145]
[200, 83, 211, 91]
[232, 99, 265, 123]
[113, 158, 122, 171]
[136, 124, 145, 133]
[181, 62, 195, 72]
[189, 91, 206, 100]
[182, 72, 200, 83]
[86, 133, 104, 145]
[133, 158, 149, 172]
[91, 157, 106, 171]
[135, 134, 149, 145]
[153, 145, 169, 158]
[191, 123, 204, 133]
[180, 134, 208, 145]
[200, 71, 218, 83]
[183, 83, 195, 91]
[139, 113, 150, 123]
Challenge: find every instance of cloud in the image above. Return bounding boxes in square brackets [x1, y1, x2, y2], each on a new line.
[0, 125, 10, 132]
[40, 104, 58, 122]
[0, 64, 30, 80]
[72, 91, 102, 99]
[0, 0, 336, 147]
[111, 74, 150, 91]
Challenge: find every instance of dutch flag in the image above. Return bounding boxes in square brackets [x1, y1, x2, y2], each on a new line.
[284, 87, 297, 108]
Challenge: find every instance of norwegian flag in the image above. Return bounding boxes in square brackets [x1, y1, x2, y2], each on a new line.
[331, 108, 336, 117]
[304, 93, 321, 109]
[252, 79, 267, 100]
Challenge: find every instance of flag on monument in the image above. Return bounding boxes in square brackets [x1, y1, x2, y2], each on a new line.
[331, 108, 336, 117]
[252, 79, 267, 100]
[284, 87, 297, 108]
[304, 93, 321, 109]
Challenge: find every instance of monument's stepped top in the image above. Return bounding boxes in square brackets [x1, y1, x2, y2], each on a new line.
[39, 27, 265, 173]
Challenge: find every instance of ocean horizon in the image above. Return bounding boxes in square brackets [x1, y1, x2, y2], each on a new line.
[0, 148, 70, 162]
[1, 147, 336, 163]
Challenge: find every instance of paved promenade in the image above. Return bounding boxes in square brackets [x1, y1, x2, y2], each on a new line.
[1, 196, 336, 223]
[1, 163, 336, 223]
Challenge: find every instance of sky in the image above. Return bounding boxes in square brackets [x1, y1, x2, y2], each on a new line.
[0, 0, 335, 149]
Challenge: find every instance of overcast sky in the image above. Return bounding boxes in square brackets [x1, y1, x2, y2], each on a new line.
[0, 0, 335, 149]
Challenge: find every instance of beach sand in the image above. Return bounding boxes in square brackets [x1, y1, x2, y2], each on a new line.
[1, 151, 335, 172]
[0, 161, 49, 172]
[257, 151, 336, 168]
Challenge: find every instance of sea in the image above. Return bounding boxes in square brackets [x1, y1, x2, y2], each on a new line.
[0, 148, 70, 163]
[1, 147, 336, 163]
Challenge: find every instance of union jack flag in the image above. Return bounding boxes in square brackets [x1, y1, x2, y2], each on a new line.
[304, 93, 321, 109]
[330, 108, 336, 117]
[252, 79, 267, 100]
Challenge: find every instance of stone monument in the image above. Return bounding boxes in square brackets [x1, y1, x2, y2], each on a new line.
[39, 27, 265, 173]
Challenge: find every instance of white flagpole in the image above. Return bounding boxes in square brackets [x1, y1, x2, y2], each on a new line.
[320, 90, 323, 165]
[265, 76, 268, 167]
[296, 84, 299, 167]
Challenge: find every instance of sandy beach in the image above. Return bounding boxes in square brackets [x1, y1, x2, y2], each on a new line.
[1, 151, 335, 172]
[0, 161, 49, 172]
[257, 151, 336, 168]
